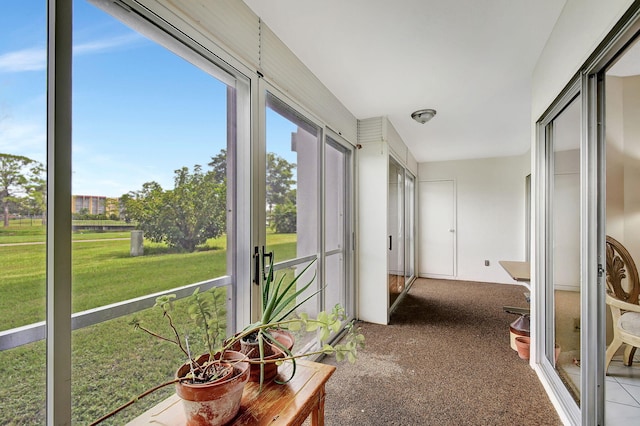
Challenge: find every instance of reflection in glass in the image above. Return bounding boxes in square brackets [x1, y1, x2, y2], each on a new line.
[264, 94, 321, 351]
[265, 96, 319, 263]
[405, 173, 416, 284]
[549, 95, 581, 404]
[388, 158, 405, 307]
[604, 34, 640, 422]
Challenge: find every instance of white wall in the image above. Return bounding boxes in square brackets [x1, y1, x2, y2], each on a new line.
[531, 0, 634, 120]
[418, 153, 530, 284]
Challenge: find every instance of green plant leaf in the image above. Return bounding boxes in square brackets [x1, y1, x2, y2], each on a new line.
[322, 344, 334, 354]
[318, 327, 330, 342]
[287, 319, 302, 331]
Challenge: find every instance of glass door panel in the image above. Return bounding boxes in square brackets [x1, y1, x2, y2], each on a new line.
[324, 136, 352, 315]
[70, 1, 239, 422]
[265, 93, 320, 350]
[265, 95, 319, 265]
[0, 2, 47, 423]
[548, 95, 582, 404]
[388, 158, 405, 307]
[604, 33, 640, 424]
[405, 173, 416, 285]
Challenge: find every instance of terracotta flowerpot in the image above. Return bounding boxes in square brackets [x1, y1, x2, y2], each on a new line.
[509, 315, 530, 351]
[514, 336, 531, 360]
[230, 329, 295, 382]
[175, 351, 249, 426]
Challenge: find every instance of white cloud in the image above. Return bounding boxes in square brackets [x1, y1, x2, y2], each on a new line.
[0, 119, 46, 162]
[74, 33, 146, 55]
[0, 48, 46, 72]
[0, 33, 145, 73]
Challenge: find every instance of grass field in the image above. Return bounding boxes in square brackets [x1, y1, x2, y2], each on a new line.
[0, 222, 297, 424]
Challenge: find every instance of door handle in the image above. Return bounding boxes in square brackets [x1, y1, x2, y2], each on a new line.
[253, 246, 260, 285]
[261, 246, 273, 281]
[389, 235, 393, 251]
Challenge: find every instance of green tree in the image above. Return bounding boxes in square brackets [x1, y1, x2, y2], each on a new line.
[208, 149, 227, 184]
[0, 153, 45, 227]
[266, 152, 296, 211]
[121, 164, 227, 252]
[23, 176, 47, 224]
[272, 201, 296, 233]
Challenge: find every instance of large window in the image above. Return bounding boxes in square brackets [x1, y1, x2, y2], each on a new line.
[1, 1, 249, 423]
[262, 90, 356, 350]
[2, 2, 356, 423]
[69, 2, 241, 422]
[0, 2, 48, 423]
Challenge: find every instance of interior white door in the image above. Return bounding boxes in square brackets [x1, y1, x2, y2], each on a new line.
[419, 180, 455, 277]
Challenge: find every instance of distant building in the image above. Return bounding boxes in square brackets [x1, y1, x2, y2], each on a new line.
[71, 195, 120, 217]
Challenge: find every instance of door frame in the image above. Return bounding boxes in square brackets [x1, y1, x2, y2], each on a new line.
[417, 179, 457, 279]
[532, 3, 640, 418]
[254, 78, 358, 329]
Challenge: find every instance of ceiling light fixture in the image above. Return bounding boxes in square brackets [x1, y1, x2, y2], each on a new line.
[411, 108, 437, 124]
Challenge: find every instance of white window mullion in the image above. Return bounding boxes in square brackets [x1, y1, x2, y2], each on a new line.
[47, 0, 73, 424]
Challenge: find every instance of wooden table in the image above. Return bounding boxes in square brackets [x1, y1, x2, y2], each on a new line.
[127, 360, 336, 426]
[499, 260, 531, 315]
[498, 260, 530, 282]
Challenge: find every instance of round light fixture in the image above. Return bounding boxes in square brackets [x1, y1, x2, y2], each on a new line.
[411, 108, 437, 124]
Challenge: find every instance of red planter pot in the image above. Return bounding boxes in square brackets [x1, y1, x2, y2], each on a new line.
[229, 329, 295, 382]
[175, 351, 250, 426]
[514, 336, 531, 360]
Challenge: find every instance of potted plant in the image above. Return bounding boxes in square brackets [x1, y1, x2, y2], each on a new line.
[230, 255, 352, 385]
[91, 255, 364, 425]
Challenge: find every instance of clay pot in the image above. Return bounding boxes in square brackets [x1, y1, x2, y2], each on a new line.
[175, 351, 249, 426]
[509, 315, 530, 351]
[514, 336, 531, 360]
[230, 329, 295, 382]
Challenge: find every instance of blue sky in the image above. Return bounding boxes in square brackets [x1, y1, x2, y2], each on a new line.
[1, 1, 297, 198]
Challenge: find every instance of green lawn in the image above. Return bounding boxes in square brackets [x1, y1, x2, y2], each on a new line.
[0, 223, 297, 424]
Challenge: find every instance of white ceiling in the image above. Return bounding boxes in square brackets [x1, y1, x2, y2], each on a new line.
[242, 0, 567, 162]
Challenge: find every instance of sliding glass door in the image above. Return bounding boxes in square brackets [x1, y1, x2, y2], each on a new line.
[261, 88, 355, 350]
[388, 157, 416, 310]
[388, 157, 405, 307]
[324, 134, 354, 316]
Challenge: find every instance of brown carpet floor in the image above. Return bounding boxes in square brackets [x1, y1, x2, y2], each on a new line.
[320, 278, 562, 425]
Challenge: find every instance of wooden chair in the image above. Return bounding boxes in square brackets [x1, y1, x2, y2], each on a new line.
[605, 235, 640, 372]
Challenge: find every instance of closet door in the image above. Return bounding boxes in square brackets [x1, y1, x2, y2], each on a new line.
[388, 157, 405, 307]
[419, 180, 455, 277]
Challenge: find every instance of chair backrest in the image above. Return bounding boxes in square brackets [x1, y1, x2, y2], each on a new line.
[606, 235, 640, 305]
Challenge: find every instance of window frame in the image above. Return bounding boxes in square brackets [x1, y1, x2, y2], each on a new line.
[45, 1, 254, 423]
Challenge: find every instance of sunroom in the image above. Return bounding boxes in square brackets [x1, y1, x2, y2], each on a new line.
[2, 1, 640, 425]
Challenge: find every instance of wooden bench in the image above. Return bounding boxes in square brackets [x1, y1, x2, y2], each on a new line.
[127, 359, 336, 426]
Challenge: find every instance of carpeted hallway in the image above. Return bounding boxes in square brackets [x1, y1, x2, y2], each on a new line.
[321, 278, 562, 425]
